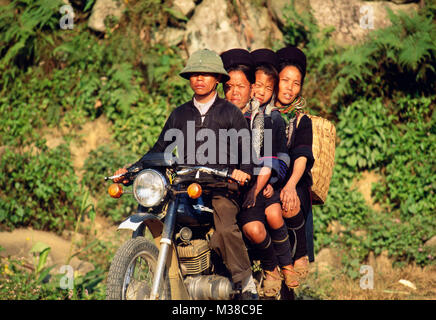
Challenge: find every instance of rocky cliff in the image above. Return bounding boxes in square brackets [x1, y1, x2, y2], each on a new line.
[87, 0, 420, 54]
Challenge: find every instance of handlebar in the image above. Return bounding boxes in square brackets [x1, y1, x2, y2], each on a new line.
[104, 165, 142, 182]
[176, 166, 249, 185]
[105, 165, 249, 185]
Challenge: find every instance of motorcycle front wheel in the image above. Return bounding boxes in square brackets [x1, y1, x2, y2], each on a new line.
[106, 237, 171, 300]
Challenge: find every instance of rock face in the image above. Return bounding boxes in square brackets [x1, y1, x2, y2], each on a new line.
[90, 0, 420, 49]
[88, 0, 125, 33]
[309, 0, 419, 45]
[424, 236, 436, 249]
[183, 0, 283, 55]
[183, 0, 241, 55]
[267, 0, 311, 28]
[173, 0, 196, 17]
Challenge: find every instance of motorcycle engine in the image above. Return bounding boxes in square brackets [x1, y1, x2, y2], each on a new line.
[177, 239, 211, 275]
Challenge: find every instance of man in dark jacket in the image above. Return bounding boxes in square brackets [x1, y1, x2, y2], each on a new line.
[114, 49, 258, 299]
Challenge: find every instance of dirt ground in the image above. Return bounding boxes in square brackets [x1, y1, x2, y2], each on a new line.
[1, 214, 435, 300]
[299, 247, 436, 300]
[0, 214, 128, 277]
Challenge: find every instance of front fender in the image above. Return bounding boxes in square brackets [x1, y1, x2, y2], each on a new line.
[118, 213, 163, 238]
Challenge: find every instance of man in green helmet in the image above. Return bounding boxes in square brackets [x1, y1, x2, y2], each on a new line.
[114, 49, 258, 299]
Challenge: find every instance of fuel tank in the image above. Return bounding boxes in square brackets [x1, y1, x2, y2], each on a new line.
[176, 194, 214, 226]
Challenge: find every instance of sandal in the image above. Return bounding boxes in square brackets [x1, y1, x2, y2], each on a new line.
[281, 265, 299, 289]
[263, 269, 282, 297]
[294, 256, 309, 280]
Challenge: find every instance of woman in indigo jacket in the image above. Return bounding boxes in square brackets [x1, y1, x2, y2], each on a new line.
[274, 46, 315, 288]
[232, 48, 296, 296]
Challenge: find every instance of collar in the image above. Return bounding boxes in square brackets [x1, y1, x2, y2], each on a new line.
[193, 92, 218, 115]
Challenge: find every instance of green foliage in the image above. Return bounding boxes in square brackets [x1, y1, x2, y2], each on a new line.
[314, 95, 435, 271]
[0, 91, 44, 147]
[110, 94, 172, 155]
[0, 0, 63, 88]
[82, 145, 137, 222]
[0, 255, 105, 300]
[142, 44, 193, 105]
[313, 167, 371, 246]
[335, 98, 397, 171]
[331, 8, 436, 104]
[0, 144, 82, 233]
[367, 212, 435, 267]
[373, 97, 436, 220]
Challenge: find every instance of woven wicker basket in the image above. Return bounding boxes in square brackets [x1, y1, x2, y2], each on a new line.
[306, 115, 336, 205]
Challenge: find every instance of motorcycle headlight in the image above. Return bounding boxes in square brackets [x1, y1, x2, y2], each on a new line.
[133, 169, 167, 207]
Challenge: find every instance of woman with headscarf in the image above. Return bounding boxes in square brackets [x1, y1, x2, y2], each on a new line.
[274, 46, 314, 288]
[220, 48, 255, 113]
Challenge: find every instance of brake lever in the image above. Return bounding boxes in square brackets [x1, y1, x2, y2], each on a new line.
[225, 171, 249, 186]
[104, 166, 142, 182]
[104, 173, 124, 181]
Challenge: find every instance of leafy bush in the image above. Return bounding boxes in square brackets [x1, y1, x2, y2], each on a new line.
[331, 8, 436, 104]
[313, 95, 435, 270]
[0, 0, 64, 88]
[367, 212, 435, 267]
[82, 145, 138, 222]
[0, 255, 105, 300]
[0, 93, 44, 147]
[373, 97, 436, 220]
[0, 144, 82, 233]
[335, 98, 397, 171]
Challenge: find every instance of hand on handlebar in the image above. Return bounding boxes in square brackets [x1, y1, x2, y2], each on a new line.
[113, 168, 129, 185]
[230, 169, 251, 187]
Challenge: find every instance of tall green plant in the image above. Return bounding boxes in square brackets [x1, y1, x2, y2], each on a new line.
[331, 8, 436, 104]
[0, 143, 81, 233]
[0, 0, 64, 87]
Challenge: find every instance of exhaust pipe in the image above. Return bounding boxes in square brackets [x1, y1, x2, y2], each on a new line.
[184, 275, 236, 300]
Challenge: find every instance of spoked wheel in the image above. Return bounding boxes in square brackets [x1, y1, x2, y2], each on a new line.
[106, 237, 171, 300]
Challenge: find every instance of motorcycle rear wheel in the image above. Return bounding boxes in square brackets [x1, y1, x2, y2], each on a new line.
[106, 237, 171, 300]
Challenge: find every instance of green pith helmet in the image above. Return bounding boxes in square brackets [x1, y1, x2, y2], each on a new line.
[179, 49, 230, 83]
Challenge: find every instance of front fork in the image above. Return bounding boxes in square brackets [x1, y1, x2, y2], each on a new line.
[149, 195, 179, 300]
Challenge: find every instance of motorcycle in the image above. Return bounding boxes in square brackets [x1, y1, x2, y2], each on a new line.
[105, 152, 293, 300]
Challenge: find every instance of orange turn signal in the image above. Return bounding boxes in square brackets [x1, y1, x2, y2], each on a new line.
[187, 183, 202, 199]
[108, 183, 123, 198]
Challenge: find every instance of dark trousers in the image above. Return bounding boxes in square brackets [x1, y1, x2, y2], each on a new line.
[209, 190, 252, 284]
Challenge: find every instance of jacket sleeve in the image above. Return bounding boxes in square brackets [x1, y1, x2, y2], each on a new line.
[231, 105, 254, 177]
[290, 114, 314, 172]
